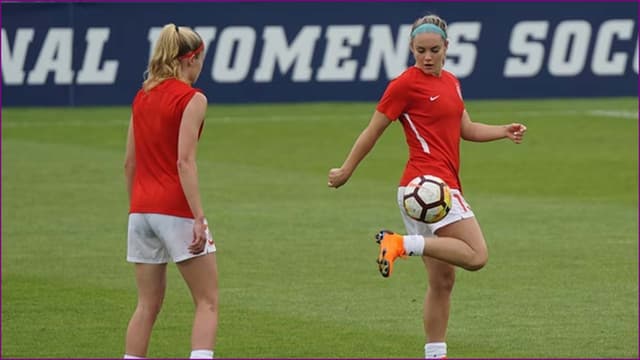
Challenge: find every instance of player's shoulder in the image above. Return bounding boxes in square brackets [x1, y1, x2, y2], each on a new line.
[193, 87, 207, 98]
[440, 69, 460, 83]
[132, 87, 147, 106]
[190, 91, 208, 106]
[164, 79, 207, 101]
[394, 66, 422, 81]
[387, 67, 421, 90]
[133, 87, 145, 99]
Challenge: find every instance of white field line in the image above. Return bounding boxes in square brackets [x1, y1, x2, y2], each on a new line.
[586, 110, 638, 119]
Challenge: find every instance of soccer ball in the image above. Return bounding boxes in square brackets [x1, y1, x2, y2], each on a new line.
[402, 175, 452, 224]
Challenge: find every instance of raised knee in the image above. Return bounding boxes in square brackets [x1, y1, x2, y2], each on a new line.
[465, 253, 488, 271]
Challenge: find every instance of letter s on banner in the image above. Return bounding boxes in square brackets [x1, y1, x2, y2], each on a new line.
[503, 21, 549, 78]
[445, 22, 481, 78]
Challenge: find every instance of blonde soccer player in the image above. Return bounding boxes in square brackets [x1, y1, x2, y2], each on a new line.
[123, 23, 217, 359]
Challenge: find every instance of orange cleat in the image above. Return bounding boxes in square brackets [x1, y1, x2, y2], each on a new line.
[375, 230, 407, 277]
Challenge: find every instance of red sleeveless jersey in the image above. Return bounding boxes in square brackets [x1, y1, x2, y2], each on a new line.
[377, 67, 465, 191]
[129, 78, 202, 218]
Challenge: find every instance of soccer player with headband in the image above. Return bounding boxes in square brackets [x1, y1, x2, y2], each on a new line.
[328, 14, 527, 358]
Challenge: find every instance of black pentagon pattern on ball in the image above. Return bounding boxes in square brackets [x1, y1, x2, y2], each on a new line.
[403, 175, 449, 223]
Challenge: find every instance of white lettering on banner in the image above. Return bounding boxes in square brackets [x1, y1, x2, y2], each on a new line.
[504, 21, 549, 77]
[360, 25, 411, 81]
[254, 26, 321, 82]
[1, 28, 34, 85]
[212, 26, 255, 83]
[27, 28, 74, 84]
[445, 22, 482, 78]
[3, 20, 638, 88]
[505, 19, 637, 77]
[77, 28, 118, 84]
[3, 27, 119, 85]
[147, 27, 161, 60]
[194, 27, 217, 63]
[317, 25, 365, 81]
[592, 19, 634, 76]
[549, 20, 592, 76]
[634, 39, 639, 74]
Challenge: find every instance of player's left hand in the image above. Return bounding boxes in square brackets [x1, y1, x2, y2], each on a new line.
[506, 123, 527, 144]
[189, 217, 209, 254]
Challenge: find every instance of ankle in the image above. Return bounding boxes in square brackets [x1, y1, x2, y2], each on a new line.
[425, 342, 447, 358]
[403, 235, 425, 256]
[190, 349, 214, 359]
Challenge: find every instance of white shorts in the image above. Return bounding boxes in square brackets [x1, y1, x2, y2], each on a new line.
[127, 213, 216, 264]
[397, 187, 475, 236]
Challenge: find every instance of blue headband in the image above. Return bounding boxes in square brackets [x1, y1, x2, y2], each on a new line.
[411, 23, 447, 39]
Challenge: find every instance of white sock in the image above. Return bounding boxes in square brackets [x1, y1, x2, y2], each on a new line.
[403, 235, 425, 256]
[425, 342, 447, 358]
[190, 349, 214, 359]
[124, 355, 144, 359]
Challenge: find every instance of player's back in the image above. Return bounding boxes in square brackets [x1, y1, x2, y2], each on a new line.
[130, 78, 199, 218]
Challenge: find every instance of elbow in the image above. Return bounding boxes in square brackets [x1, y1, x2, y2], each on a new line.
[177, 159, 187, 173]
[461, 132, 481, 142]
[177, 158, 195, 174]
[460, 128, 476, 142]
[460, 128, 471, 141]
[124, 159, 135, 174]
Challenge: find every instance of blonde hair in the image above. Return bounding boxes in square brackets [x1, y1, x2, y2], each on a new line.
[411, 14, 448, 41]
[143, 23, 203, 91]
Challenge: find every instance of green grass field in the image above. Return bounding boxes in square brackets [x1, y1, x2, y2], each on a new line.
[2, 98, 638, 358]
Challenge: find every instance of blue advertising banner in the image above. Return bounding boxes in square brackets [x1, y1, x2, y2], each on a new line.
[2, 2, 638, 106]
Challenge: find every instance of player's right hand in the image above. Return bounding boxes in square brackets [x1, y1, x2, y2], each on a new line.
[328, 167, 350, 188]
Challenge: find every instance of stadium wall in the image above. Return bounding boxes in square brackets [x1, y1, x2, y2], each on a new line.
[2, 2, 638, 106]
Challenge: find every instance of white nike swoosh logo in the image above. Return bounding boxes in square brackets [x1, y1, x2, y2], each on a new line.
[430, 95, 440, 101]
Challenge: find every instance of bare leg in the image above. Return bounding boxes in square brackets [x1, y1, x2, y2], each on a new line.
[125, 263, 167, 357]
[177, 253, 219, 351]
[419, 218, 485, 358]
[423, 217, 488, 271]
[422, 257, 455, 343]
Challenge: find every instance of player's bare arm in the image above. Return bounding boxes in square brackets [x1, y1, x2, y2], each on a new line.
[328, 110, 392, 188]
[124, 114, 136, 201]
[460, 110, 527, 143]
[177, 92, 209, 253]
